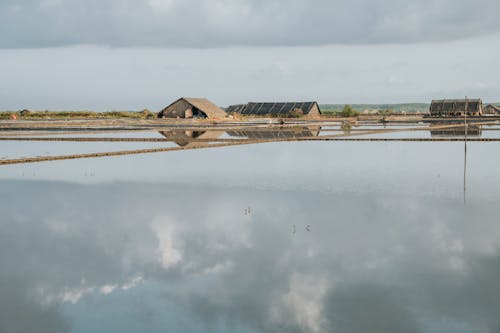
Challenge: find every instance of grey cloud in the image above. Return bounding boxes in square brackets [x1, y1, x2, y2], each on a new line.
[1, 0, 500, 48]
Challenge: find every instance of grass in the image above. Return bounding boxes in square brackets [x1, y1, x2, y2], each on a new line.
[321, 103, 429, 113]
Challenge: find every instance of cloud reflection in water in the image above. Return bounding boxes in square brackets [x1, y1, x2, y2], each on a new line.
[1, 180, 500, 332]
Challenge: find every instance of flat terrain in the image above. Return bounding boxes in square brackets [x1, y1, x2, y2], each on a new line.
[1, 116, 499, 166]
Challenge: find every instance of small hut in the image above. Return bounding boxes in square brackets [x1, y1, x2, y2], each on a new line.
[483, 104, 500, 115]
[429, 99, 483, 117]
[158, 98, 227, 119]
[226, 102, 322, 118]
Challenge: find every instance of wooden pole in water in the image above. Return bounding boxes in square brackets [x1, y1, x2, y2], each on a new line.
[464, 96, 468, 205]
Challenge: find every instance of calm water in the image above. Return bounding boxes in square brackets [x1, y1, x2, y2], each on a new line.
[1, 135, 500, 332]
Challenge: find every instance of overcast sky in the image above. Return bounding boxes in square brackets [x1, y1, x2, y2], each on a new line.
[1, 0, 499, 109]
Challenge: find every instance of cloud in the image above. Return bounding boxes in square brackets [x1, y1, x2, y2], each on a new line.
[1, 0, 500, 48]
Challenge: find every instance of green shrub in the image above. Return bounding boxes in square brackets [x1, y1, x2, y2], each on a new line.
[339, 105, 359, 117]
[378, 109, 394, 116]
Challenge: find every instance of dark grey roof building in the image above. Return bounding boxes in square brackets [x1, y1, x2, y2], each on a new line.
[429, 99, 483, 117]
[226, 102, 321, 118]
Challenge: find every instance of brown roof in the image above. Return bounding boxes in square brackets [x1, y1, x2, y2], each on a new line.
[181, 97, 227, 118]
[159, 97, 227, 119]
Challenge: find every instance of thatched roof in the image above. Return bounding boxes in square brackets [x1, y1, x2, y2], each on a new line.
[227, 102, 320, 116]
[159, 97, 227, 119]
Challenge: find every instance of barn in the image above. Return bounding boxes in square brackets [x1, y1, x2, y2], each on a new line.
[429, 99, 483, 117]
[483, 104, 500, 115]
[226, 102, 322, 118]
[158, 98, 227, 119]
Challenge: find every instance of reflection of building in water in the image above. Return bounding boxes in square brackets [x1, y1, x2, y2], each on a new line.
[226, 126, 321, 139]
[158, 97, 227, 119]
[429, 99, 483, 117]
[159, 130, 224, 147]
[430, 125, 482, 137]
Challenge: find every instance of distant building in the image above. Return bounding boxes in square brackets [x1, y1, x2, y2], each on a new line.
[158, 98, 227, 119]
[483, 104, 500, 115]
[429, 99, 483, 117]
[226, 102, 322, 118]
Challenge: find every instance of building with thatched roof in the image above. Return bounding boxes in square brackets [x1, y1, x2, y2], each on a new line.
[429, 99, 483, 117]
[158, 98, 227, 119]
[483, 104, 500, 115]
[226, 102, 321, 118]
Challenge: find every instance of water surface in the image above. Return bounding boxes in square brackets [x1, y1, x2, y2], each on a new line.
[1, 137, 500, 333]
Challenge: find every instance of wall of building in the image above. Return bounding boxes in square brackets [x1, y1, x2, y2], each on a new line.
[305, 103, 321, 118]
[161, 99, 193, 118]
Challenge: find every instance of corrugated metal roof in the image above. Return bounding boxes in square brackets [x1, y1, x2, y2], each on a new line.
[430, 99, 482, 112]
[227, 102, 320, 116]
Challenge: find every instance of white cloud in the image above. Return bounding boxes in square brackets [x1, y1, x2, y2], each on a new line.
[121, 276, 144, 290]
[153, 221, 183, 269]
[280, 274, 330, 332]
[99, 284, 118, 295]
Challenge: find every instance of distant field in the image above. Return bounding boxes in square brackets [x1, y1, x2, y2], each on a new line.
[321, 103, 429, 113]
[1, 103, 499, 120]
[320, 103, 500, 114]
[0, 110, 155, 120]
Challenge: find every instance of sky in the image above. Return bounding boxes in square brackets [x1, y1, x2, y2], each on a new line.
[1, 0, 500, 110]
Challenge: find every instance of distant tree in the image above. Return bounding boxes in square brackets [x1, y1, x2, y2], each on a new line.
[379, 109, 394, 116]
[340, 105, 359, 117]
